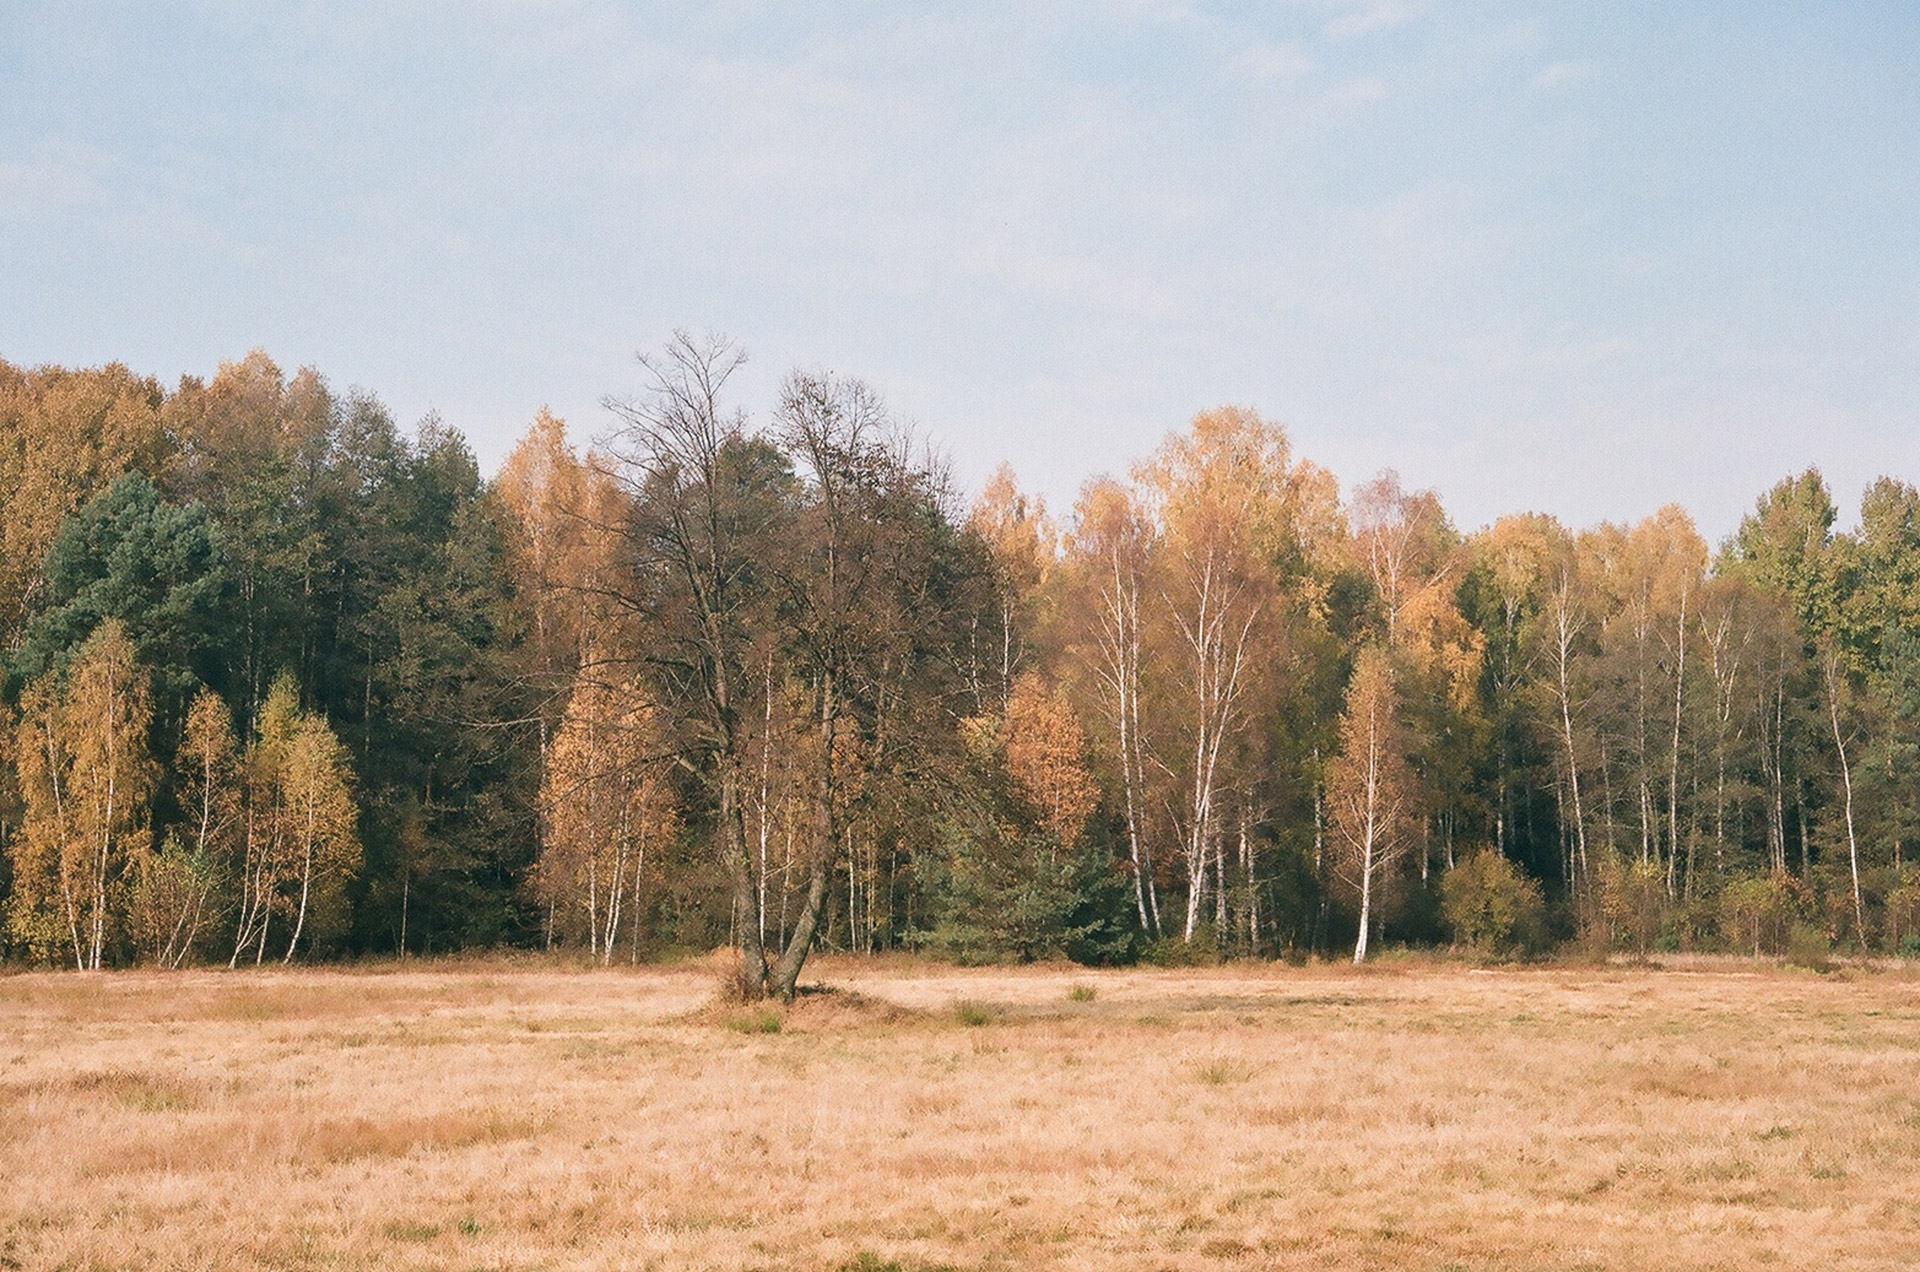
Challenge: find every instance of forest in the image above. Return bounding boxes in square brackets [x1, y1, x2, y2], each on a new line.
[4, 334, 1918, 987]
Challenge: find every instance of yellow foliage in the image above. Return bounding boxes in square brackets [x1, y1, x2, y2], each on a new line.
[1002, 674, 1098, 847]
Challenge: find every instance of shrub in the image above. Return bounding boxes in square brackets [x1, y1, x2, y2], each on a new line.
[1598, 857, 1668, 956]
[1885, 869, 1920, 954]
[1141, 926, 1221, 967]
[1719, 871, 1811, 957]
[1439, 851, 1545, 959]
[1787, 922, 1832, 973]
[952, 1001, 996, 1027]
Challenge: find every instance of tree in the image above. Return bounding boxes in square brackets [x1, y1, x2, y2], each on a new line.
[537, 671, 674, 963]
[0, 358, 170, 644]
[228, 673, 358, 964]
[1066, 476, 1162, 938]
[8, 472, 227, 726]
[966, 465, 1056, 713]
[279, 710, 359, 961]
[1002, 673, 1098, 850]
[1326, 645, 1413, 962]
[130, 686, 237, 967]
[5, 621, 153, 969]
[605, 332, 792, 998]
[1135, 407, 1330, 942]
[231, 674, 300, 964]
[918, 676, 1110, 963]
[766, 368, 979, 993]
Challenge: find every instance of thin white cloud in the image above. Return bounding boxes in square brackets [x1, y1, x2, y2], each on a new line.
[1234, 39, 1315, 82]
[1321, 0, 1425, 41]
[1530, 60, 1591, 91]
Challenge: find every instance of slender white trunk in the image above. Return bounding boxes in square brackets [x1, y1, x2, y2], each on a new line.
[1825, 653, 1866, 945]
[1552, 580, 1590, 883]
[1666, 581, 1687, 897]
[1353, 702, 1381, 965]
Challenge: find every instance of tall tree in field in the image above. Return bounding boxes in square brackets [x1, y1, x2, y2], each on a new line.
[1326, 644, 1413, 962]
[766, 368, 977, 995]
[605, 332, 793, 998]
[5, 621, 152, 969]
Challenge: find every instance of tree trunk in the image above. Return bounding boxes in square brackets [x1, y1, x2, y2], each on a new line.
[1826, 653, 1866, 947]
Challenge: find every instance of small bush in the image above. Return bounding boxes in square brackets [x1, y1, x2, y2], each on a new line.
[1439, 851, 1545, 959]
[1141, 926, 1221, 967]
[1720, 872, 1811, 956]
[1598, 857, 1668, 956]
[1195, 1059, 1255, 1086]
[952, 1001, 996, 1027]
[1787, 923, 1832, 973]
[1066, 983, 1096, 1002]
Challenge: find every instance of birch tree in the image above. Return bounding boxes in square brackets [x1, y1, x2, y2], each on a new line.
[537, 671, 674, 962]
[1067, 476, 1162, 937]
[130, 686, 236, 967]
[1326, 645, 1414, 962]
[232, 674, 299, 964]
[4, 621, 152, 969]
[1137, 407, 1312, 942]
[279, 711, 359, 962]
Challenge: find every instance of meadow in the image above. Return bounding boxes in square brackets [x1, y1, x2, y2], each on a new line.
[3, 957, 1918, 1271]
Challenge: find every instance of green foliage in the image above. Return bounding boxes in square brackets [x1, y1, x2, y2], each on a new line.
[951, 1001, 996, 1027]
[1719, 872, 1812, 956]
[1439, 851, 1545, 958]
[9, 472, 226, 720]
[14, 349, 1920, 970]
[1142, 926, 1221, 967]
[1597, 858, 1669, 957]
[725, 1008, 783, 1034]
[913, 817, 1096, 963]
[1787, 922, 1832, 972]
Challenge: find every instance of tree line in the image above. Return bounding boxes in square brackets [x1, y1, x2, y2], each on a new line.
[3, 338, 1917, 988]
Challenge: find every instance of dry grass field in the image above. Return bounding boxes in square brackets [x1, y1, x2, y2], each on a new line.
[4, 957, 1920, 1271]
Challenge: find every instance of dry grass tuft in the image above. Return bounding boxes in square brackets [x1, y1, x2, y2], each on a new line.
[5, 958, 1920, 1269]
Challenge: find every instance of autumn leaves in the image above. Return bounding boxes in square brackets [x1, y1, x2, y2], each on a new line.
[4, 627, 359, 968]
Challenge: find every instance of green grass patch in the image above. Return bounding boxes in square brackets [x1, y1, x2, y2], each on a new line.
[953, 1001, 997, 1027]
[725, 1008, 784, 1034]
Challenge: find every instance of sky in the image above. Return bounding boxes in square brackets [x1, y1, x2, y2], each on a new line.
[2, 1, 1916, 540]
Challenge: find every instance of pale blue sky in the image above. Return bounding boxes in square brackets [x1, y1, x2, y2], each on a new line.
[3, 2, 1915, 537]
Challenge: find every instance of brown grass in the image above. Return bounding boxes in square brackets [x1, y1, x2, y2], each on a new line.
[4, 956, 1920, 1269]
